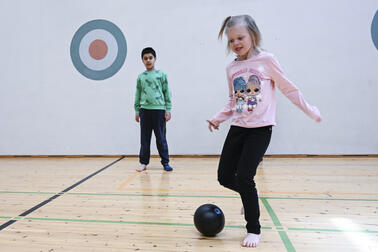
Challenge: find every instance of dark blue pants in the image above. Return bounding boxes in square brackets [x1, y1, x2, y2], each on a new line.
[217, 125, 272, 234]
[139, 108, 169, 165]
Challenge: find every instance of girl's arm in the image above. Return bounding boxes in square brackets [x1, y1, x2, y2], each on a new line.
[268, 56, 322, 122]
[208, 70, 234, 126]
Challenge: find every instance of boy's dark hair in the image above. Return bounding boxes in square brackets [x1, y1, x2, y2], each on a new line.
[141, 47, 156, 59]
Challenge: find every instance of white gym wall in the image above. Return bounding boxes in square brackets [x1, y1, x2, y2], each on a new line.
[0, 0, 377, 155]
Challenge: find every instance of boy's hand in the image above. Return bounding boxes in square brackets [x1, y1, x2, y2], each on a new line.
[206, 120, 219, 132]
[165, 112, 171, 122]
[135, 113, 140, 122]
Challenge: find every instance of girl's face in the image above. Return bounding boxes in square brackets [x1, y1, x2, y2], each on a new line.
[226, 25, 254, 60]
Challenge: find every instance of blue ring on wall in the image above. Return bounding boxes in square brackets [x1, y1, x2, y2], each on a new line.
[70, 19, 127, 80]
[372, 10, 378, 51]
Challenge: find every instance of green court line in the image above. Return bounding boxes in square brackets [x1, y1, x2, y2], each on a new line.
[263, 196, 378, 202]
[0, 216, 270, 229]
[69, 192, 238, 198]
[227, 225, 272, 230]
[0, 216, 375, 234]
[288, 227, 378, 234]
[1, 190, 377, 202]
[0, 191, 56, 195]
[0, 216, 22, 220]
[0, 216, 13, 219]
[261, 198, 296, 252]
[0, 191, 237, 198]
[26, 217, 194, 227]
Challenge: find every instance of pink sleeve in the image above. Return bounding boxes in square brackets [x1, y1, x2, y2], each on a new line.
[209, 70, 234, 125]
[268, 56, 322, 122]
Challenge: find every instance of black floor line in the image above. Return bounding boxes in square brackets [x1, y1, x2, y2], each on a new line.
[0, 156, 125, 230]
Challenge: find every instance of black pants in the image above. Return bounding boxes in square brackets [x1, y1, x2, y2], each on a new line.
[218, 125, 272, 234]
[139, 108, 169, 165]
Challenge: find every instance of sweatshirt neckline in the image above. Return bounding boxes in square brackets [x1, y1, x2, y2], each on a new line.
[145, 69, 158, 73]
[233, 51, 265, 63]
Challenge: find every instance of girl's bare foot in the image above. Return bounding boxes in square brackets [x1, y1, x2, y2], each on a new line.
[242, 233, 261, 247]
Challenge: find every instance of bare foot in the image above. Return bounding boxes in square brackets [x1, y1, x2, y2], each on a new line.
[242, 233, 261, 247]
[136, 164, 146, 172]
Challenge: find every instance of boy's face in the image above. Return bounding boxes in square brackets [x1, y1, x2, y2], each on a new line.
[142, 53, 156, 71]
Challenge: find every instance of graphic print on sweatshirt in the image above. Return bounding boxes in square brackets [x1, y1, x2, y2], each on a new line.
[142, 77, 165, 105]
[153, 77, 165, 103]
[233, 73, 262, 113]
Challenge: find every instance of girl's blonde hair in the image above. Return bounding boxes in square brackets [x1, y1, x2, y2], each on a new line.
[218, 15, 261, 51]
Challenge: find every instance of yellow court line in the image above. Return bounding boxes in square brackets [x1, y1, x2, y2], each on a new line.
[120, 188, 232, 193]
[117, 172, 140, 190]
[119, 187, 378, 196]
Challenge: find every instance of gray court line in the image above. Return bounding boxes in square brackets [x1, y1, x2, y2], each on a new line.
[0, 157, 124, 231]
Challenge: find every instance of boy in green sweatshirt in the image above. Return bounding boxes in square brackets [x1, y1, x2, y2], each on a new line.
[134, 47, 173, 172]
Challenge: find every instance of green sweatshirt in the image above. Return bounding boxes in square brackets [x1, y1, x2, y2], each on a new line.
[134, 70, 172, 113]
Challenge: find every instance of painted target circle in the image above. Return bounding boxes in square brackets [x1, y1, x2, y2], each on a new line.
[372, 10, 378, 51]
[70, 19, 127, 80]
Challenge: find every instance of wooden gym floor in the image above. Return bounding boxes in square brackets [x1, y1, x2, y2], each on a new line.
[0, 157, 377, 251]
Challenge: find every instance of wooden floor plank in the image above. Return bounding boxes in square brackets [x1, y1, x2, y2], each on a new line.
[0, 157, 377, 251]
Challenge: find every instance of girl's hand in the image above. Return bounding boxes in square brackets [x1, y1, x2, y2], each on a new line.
[135, 113, 140, 122]
[313, 108, 322, 123]
[165, 112, 171, 122]
[206, 120, 219, 132]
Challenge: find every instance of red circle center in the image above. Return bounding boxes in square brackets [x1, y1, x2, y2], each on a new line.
[89, 39, 108, 60]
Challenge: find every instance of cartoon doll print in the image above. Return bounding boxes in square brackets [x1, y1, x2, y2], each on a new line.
[233, 77, 247, 113]
[246, 75, 262, 112]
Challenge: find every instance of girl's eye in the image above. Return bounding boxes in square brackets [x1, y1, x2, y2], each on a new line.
[229, 39, 234, 43]
[238, 37, 243, 41]
[246, 89, 251, 93]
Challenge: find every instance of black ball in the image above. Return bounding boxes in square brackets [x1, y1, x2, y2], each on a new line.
[194, 204, 225, 236]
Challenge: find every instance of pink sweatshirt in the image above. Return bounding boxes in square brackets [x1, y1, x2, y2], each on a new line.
[209, 51, 322, 128]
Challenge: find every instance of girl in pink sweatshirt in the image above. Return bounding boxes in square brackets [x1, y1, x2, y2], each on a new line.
[207, 15, 322, 248]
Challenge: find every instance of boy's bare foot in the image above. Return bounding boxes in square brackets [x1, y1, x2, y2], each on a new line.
[136, 164, 146, 172]
[242, 233, 261, 247]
